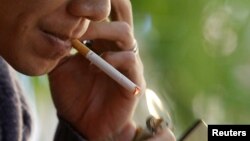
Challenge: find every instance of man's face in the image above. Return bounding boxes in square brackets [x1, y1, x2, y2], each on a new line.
[0, 0, 110, 75]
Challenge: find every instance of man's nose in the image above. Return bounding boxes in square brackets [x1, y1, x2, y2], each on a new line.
[67, 0, 111, 21]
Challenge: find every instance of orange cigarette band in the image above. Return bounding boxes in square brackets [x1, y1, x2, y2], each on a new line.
[71, 39, 140, 95]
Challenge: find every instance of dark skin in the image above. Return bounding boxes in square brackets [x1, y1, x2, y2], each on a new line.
[49, 1, 145, 140]
[0, 0, 176, 140]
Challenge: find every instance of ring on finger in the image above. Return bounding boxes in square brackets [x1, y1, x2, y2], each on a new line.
[129, 40, 139, 54]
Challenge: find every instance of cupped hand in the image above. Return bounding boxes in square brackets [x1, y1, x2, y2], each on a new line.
[49, 50, 144, 141]
[48, 0, 176, 140]
[48, 0, 146, 140]
[146, 128, 176, 141]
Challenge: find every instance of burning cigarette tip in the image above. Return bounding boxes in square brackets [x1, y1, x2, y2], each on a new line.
[134, 87, 141, 95]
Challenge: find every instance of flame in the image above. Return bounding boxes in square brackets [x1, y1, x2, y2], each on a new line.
[145, 89, 164, 119]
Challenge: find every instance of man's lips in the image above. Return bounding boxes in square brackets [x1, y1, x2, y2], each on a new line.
[41, 29, 72, 51]
[43, 30, 71, 41]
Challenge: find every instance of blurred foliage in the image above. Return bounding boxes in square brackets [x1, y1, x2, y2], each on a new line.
[23, 0, 250, 140]
[132, 0, 250, 137]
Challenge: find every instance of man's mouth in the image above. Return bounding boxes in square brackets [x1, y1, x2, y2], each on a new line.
[41, 29, 72, 51]
[44, 30, 70, 42]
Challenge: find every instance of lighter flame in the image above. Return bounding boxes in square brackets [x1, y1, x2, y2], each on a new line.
[145, 89, 164, 119]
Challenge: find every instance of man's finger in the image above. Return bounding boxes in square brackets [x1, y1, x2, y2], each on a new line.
[146, 128, 176, 141]
[110, 0, 133, 28]
[80, 21, 135, 49]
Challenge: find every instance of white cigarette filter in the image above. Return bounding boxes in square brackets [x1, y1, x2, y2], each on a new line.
[71, 39, 140, 95]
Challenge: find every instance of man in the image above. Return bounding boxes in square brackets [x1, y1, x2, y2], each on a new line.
[0, 0, 176, 140]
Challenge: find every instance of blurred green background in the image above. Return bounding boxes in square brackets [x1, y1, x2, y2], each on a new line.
[19, 0, 250, 140]
[132, 0, 250, 137]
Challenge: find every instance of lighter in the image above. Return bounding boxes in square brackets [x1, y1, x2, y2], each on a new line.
[133, 116, 169, 141]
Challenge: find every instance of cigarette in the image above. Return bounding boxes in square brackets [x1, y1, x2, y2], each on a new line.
[71, 39, 140, 95]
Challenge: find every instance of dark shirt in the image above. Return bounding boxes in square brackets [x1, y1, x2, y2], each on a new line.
[0, 57, 85, 141]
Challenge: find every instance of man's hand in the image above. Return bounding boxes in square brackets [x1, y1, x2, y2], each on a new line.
[146, 128, 176, 141]
[48, 0, 175, 140]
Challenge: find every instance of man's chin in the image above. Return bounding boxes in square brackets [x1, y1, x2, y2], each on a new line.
[14, 61, 58, 76]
